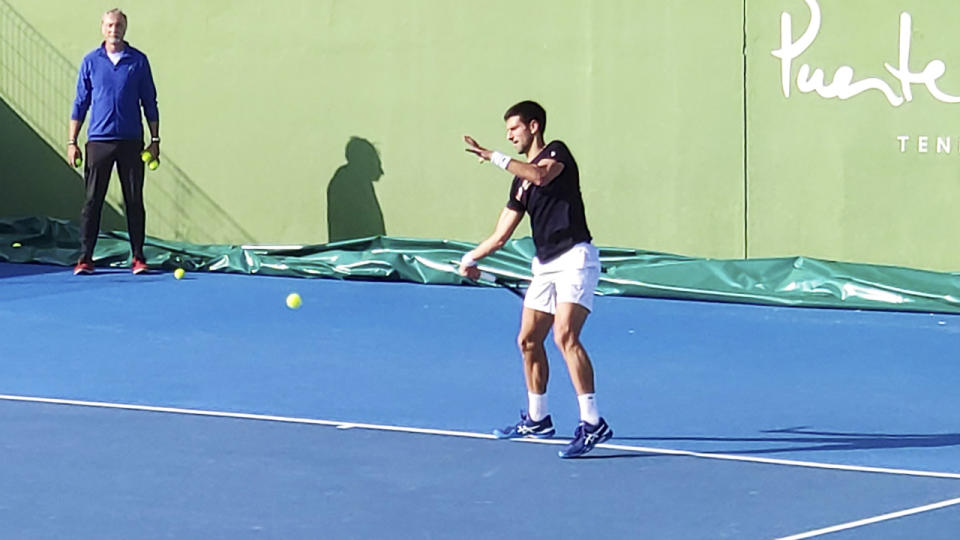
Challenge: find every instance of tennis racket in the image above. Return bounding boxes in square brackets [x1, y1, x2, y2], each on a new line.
[448, 260, 526, 300]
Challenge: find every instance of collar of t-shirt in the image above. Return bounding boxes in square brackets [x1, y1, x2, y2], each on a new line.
[107, 50, 124, 65]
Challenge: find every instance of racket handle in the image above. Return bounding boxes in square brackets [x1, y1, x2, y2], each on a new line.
[479, 271, 496, 282]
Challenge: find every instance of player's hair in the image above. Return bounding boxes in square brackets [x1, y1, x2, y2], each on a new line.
[504, 100, 546, 135]
[102, 8, 127, 24]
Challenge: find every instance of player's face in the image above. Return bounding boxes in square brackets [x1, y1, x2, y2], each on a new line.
[505, 115, 533, 154]
[101, 13, 127, 44]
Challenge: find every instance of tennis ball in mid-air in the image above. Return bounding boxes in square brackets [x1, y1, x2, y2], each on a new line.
[286, 293, 302, 309]
[173, 268, 185, 280]
[141, 150, 152, 163]
[147, 159, 160, 171]
[11, 242, 22, 248]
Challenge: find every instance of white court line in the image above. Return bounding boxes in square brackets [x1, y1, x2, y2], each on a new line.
[595, 442, 960, 480]
[0, 394, 494, 440]
[774, 496, 960, 539]
[2, 393, 960, 481]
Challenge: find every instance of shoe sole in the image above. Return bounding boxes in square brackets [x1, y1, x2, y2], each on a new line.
[493, 429, 556, 440]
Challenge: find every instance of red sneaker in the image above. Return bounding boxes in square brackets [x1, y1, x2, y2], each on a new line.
[73, 259, 95, 275]
[132, 258, 149, 275]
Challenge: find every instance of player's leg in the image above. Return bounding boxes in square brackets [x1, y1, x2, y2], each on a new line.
[553, 246, 612, 458]
[553, 301, 595, 397]
[76, 141, 117, 274]
[556, 302, 611, 458]
[518, 305, 553, 396]
[492, 274, 557, 439]
[116, 140, 147, 270]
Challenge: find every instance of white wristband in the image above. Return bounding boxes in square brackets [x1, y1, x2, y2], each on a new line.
[490, 151, 511, 170]
[460, 254, 477, 267]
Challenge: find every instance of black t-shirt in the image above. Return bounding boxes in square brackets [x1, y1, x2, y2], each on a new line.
[505, 140, 592, 262]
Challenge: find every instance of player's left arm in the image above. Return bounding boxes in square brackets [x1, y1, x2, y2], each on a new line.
[140, 56, 161, 158]
[464, 136, 564, 187]
[141, 120, 160, 161]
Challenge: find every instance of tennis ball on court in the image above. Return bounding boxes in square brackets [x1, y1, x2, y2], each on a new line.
[173, 268, 185, 280]
[11, 242, 22, 248]
[147, 159, 160, 171]
[140, 150, 152, 163]
[286, 292, 302, 310]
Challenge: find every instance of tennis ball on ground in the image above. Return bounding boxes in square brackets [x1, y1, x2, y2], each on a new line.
[286, 293, 302, 310]
[140, 150, 152, 162]
[173, 268, 185, 280]
[147, 159, 160, 170]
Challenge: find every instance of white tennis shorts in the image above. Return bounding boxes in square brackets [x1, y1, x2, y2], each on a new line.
[524, 242, 601, 314]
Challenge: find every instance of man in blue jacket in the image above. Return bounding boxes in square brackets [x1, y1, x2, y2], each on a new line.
[67, 9, 160, 275]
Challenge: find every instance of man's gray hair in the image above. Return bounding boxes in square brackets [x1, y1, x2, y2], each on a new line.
[102, 8, 127, 23]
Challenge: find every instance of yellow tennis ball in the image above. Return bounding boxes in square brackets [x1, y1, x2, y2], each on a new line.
[141, 150, 152, 163]
[147, 159, 160, 170]
[11, 242, 22, 248]
[286, 293, 302, 309]
[173, 268, 185, 280]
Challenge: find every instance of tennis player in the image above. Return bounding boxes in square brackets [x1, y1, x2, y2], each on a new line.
[460, 100, 612, 458]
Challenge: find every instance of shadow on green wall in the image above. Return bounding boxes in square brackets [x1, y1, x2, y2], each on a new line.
[0, 96, 125, 230]
[326, 137, 386, 242]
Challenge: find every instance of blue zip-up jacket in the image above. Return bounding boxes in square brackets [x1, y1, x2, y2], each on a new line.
[71, 42, 159, 141]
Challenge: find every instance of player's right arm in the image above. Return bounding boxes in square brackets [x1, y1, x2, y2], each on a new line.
[464, 135, 564, 187]
[459, 207, 523, 279]
[67, 119, 83, 166]
[68, 58, 92, 167]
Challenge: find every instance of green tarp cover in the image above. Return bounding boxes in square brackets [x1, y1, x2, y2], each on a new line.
[3, 216, 959, 314]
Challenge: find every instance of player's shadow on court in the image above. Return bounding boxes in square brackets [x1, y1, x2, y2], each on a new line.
[618, 428, 960, 455]
[326, 137, 386, 243]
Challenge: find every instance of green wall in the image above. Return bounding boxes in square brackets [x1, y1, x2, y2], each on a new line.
[5, 1, 957, 271]
[0, 96, 125, 229]
[748, 0, 960, 271]
[1, 0, 745, 257]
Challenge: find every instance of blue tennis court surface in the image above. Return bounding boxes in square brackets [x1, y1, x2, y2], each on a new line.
[2, 261, 960, 538]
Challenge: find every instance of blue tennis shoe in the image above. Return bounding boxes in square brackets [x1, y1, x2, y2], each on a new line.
[493, 411, 556, 439]
[558, 418, 612, 458]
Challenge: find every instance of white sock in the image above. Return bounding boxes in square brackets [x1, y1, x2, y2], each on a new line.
[528, 392, 548, 422]
[577, 393, 600, 426]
